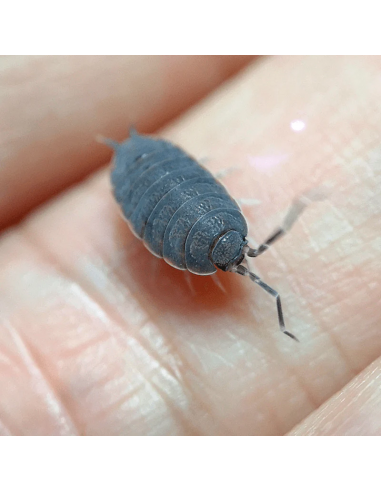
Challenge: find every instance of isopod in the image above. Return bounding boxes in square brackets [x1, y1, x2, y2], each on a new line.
[102, 129, 321, 341]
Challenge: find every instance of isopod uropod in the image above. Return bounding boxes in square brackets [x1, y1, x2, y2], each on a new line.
[102, 129, 320, 342]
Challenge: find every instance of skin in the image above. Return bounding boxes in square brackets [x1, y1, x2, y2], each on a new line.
[0, 55, 380, 435]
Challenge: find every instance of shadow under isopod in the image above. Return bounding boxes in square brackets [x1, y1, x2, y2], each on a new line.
[111, 214, 250, 323]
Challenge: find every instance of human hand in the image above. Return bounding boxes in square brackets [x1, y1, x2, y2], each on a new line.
[0, 56, 379, 435]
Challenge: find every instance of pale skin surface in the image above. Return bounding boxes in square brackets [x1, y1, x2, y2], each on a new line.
[0, 55, 380, 435]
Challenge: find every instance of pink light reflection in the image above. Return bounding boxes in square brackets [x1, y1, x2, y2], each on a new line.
[248, 153, 289, 172]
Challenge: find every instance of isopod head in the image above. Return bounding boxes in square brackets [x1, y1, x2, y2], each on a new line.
[210, 230, 248, 272]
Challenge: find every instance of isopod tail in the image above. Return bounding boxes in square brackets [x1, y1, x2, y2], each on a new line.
[95, 135, 120, 150]
[129, 125, 139, 137]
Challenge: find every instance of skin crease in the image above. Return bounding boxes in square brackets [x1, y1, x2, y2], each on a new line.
[290, 358, 381, 435]
[0, 56, 380, 435]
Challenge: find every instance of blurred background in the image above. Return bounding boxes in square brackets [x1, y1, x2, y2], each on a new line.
[0, 55, 256, 230]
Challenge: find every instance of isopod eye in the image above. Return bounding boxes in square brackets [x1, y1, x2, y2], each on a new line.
[210, 230, 247, 272]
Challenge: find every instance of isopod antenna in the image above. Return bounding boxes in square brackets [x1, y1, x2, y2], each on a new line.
[234, 188, 328, 341]
[233, 263, 298, 341]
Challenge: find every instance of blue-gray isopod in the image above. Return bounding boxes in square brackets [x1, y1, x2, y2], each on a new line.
[104, 129, 319, 341]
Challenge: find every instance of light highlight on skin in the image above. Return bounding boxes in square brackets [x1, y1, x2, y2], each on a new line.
[290, 119, 306, 132]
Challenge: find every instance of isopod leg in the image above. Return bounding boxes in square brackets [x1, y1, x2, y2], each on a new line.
[234, 264, 299, 342]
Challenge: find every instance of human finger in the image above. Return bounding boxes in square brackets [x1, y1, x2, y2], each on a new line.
[0, 56, 380, 435]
